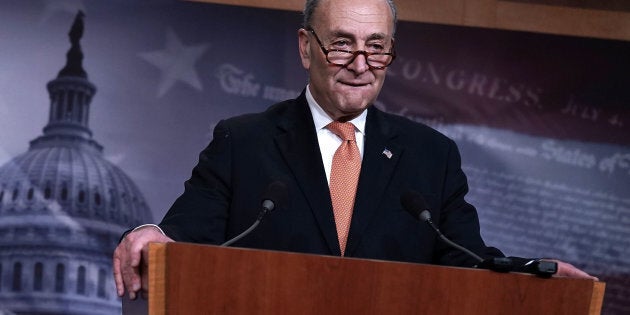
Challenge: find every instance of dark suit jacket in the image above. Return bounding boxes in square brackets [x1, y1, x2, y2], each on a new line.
[159, 90, 504, 267]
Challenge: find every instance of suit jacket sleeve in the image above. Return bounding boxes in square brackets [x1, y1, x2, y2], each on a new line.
[158, 120, 232, 244]
[432, 137, 504, 266]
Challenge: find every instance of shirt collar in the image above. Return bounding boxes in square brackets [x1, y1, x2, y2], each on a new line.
[305, 84, 367, 135]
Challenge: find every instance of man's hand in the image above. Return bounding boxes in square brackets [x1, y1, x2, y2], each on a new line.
[113, 226, 174, 299]
[551, 259, 599, 280]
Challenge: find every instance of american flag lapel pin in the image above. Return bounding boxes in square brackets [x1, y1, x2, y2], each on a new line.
[382, 148, 393, 159]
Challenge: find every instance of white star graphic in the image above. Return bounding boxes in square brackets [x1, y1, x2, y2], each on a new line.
[139, 28, 210, 98]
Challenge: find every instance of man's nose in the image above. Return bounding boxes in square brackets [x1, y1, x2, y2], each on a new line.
[345, 51, 370, 73]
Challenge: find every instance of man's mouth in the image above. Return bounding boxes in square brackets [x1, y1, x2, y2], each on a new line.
[339, 81, 370, 87]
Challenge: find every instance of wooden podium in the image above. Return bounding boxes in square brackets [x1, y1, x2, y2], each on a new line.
[132, 242, 605, 314]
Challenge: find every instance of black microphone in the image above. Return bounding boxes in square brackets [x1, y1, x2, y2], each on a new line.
[401, 190, 556, 276]
[401, 190, 484, 263]
[221, 180, 288, 247]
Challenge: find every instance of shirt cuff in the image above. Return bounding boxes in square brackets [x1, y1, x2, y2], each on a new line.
[131, 223, 166, 235]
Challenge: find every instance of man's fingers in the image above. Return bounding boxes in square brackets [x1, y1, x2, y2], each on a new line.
[119, 235, 144, 299]
[113, 253, 125, 297]
[128, 289, 137, 300]
[128, 236, 145, 267]
[553, 260, 599, 280]
[121, 258, 139, 298]
[115, 239, 141, 299]
[112, 227, 175, 300]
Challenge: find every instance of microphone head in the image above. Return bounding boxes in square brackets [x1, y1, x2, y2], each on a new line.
[261, 199, 275, 212]
[261, 180, 288, 212]
[419, 210, 432, 222]
[400, 190, 429, 221]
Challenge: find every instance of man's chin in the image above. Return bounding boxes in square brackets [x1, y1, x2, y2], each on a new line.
[335, 100, 371, 116]
[341, 95, 374, 109]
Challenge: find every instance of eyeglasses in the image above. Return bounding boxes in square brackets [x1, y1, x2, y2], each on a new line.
[306, 28, 395, 70]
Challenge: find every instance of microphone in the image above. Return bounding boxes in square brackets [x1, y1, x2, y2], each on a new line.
[400, 190, 484, 263]
[221, 180, 288, 247]
[401, 190, 557, 276]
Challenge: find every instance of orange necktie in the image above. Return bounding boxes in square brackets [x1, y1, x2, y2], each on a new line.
[327, 121, 361, 255]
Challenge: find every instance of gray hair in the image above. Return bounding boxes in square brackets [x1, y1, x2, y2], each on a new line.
[303, 0, 398, 35]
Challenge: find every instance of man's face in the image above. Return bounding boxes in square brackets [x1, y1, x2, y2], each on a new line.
[298, 0, 394, 121]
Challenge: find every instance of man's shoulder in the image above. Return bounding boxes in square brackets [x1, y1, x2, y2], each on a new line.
[219, 96, 306, 132]
[371, 107, 453, 144]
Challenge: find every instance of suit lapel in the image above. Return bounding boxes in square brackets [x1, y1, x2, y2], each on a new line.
[346, 107, 402, 256]
[273, 93, 341, 255]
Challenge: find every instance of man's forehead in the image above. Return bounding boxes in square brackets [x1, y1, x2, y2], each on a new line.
[329, 9, 388, 25]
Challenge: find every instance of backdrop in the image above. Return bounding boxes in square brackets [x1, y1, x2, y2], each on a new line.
[0, 0, 628, 314]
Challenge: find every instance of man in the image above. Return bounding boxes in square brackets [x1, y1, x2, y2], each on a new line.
[114, 0, 595, 300]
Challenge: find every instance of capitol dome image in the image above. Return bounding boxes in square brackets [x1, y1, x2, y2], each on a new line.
[0, 12, 152, 314]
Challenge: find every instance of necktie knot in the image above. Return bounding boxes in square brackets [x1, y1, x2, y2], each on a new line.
[327, 121, 356, 142]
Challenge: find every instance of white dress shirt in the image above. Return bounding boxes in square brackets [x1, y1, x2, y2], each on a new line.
[305, 85, 366, 185]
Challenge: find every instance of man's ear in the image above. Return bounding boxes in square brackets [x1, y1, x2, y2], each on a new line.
[298, 28, 311, 70]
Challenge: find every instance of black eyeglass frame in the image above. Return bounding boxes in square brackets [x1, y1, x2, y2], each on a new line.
[305, 27, 396, 70]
